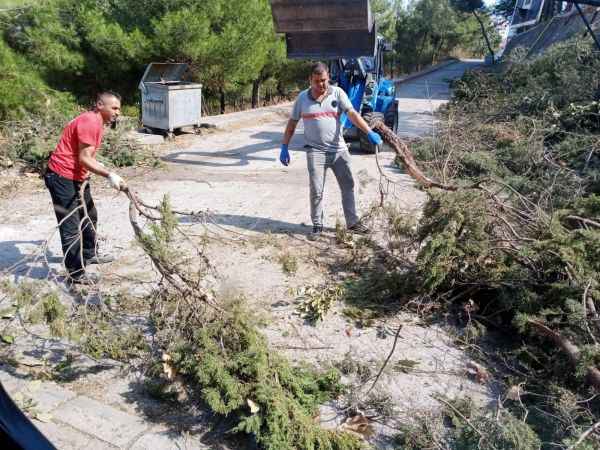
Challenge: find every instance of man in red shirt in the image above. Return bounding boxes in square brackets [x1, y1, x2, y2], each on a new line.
[44, 92, 126, 284]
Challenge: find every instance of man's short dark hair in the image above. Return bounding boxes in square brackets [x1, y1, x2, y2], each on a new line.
[97, 91, 121, 103]
[310, 62, 329, 76]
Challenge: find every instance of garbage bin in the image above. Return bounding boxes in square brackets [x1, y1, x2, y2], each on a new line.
[139, 63, 202, 136]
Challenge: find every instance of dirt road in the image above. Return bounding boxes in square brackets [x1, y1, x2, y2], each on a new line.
[0, 60, 489, 449]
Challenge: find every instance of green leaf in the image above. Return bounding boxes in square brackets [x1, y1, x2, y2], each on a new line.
[1, 335, 15, 345]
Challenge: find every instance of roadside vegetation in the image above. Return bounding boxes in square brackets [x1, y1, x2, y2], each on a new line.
[344, 37, 599, 448]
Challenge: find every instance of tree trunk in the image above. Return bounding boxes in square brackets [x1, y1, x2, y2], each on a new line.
[434, 38, 445, 65]
[251, 79, 261, 109]
[473, 10, 494, 63]
[415, 32, 429, 71]
[529, 320, 600, 390]
[219, 88, 225, 115]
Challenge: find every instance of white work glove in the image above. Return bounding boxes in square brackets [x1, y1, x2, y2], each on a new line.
[107, 172, 125, 191]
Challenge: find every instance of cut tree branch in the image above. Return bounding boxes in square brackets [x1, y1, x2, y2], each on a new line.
[528, 319, 600, 390]
[369, 119, 458, 191]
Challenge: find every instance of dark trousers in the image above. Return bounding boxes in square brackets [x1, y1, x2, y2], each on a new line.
[44, 170, 97, 278]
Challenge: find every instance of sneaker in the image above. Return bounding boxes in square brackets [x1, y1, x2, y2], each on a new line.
[85, 253, 116, 265]
[348, 222, 371, 235]
[307, 225, 323, 241]
[70, 272, 100, 285]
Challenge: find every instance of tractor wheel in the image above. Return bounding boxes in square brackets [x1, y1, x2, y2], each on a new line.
[384, 103, 397, 128]
[359, 112, 385, 154]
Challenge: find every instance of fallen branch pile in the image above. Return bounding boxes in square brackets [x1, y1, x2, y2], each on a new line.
[359, 37, 600, 448]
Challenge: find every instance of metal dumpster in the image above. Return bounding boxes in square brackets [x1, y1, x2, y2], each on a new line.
[139, 63, 202, 135]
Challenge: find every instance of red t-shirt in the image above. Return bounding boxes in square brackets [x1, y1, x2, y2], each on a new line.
[48, 111, 104, 181]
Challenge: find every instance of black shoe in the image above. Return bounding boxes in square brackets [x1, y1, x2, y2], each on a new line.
[307, 225, 323, 241]
[348, 222, 370, 234]
[85, 253, 116, 265]
[70, 273, 100, 285]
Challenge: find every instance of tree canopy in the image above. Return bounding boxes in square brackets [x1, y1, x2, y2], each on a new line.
[0, 0, 503, 117]
[395, 0, 500, 73]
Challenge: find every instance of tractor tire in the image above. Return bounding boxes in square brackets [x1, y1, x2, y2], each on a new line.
[384, 102, 397, 128]
[359, 112, 385, 154]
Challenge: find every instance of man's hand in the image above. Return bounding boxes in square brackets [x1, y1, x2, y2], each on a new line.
[279, 144, 290, 166]
[367, 130, 383, 146]
[107, 172, 126, 191]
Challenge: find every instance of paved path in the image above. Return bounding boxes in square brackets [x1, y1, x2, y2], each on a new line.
[394, 59, 482, 138]
[0, 59, 481, 449]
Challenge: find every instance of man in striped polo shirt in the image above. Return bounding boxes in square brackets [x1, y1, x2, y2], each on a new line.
[279, 62, 382, 239]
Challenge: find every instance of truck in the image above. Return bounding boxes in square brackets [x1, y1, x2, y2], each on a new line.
[269, 0, 398, 153]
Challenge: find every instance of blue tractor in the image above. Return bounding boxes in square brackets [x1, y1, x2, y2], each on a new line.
[270, 0, 398, 153]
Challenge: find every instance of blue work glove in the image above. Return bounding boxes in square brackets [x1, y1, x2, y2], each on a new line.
[279, 143, 290, 166]
[367, 130, 383, 146]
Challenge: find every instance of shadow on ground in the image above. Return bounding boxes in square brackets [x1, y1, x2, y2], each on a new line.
[123, 378, 252, 450]
[0, 240, 63, 282]
[162, 131, 301, 168]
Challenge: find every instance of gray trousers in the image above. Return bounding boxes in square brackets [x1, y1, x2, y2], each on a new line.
[306, 148, 359, 227]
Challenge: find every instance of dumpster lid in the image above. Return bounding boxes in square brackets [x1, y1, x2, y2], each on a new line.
[140, 63, 189, 84]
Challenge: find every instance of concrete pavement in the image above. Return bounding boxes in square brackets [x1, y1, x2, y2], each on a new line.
[394, 59, 482, 138]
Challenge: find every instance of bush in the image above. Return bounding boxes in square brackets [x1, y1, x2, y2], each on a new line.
[453, 410, 541, 450]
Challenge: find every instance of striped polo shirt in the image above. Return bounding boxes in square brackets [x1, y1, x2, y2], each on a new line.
[291, 86, 354, 152]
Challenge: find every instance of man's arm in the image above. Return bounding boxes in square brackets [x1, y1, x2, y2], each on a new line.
[282, 119, 299, 144]
[279, 119, 299, 167]
[78, 144, 110, 177]
[78, 143, 125, 190]
[346, 109, 383, 146]
[346, 109, 372, 134]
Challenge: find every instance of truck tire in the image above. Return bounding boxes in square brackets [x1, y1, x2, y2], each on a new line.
[359, 112, 385, 154]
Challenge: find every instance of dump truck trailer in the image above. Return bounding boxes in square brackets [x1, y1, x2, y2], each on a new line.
[270, 0, 398, 152]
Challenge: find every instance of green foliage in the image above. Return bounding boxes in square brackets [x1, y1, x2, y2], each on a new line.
[170, 303, 362, 450]
[296, 284, 345, 324]
[1, 0, 285, 105]
[81, 324, 149, 361]
[453, 410, 541, 450]
[450, 0, 484, 13]
[400, 37, 600, 448]
[0, 0, 305, 171]
[137, 195, 178, 263]
[98, 118, 157, 168]
[0, 39, 76, 121]
[395, 0, 500, 73]
[278, 251, 298, 275]
[392, 415, 444, 450]
[40, 293, 66, 337]
[416, 190, 494, 293]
